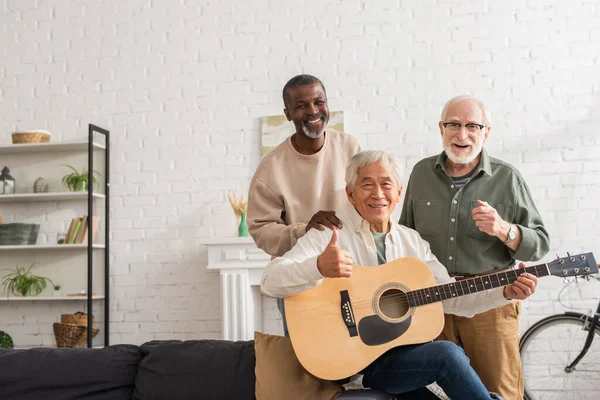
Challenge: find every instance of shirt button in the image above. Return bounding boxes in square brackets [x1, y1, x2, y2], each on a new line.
[450, 237, 454, 241]
[449, 256, 453, 261]
[453, 200, 458, 204]
[451, 218, 456, 222]
[427, 202, 431, 206]
[451, 185, 455, 189]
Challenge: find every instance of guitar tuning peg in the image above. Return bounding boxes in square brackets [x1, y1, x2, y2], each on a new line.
[585, 274, 590, 281]
[563, 277, 570, 284]
[574, 275, 579, 283]
[567, 252, 571, 257]
[556, 254, 561, 260]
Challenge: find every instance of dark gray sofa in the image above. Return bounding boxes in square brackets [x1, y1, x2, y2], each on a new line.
[0, 339, 393, 400]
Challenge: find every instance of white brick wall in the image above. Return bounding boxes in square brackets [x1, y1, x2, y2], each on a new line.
[1, 0, 599, 348]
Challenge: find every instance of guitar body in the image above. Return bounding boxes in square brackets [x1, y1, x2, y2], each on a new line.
[285, 257, 445, 380]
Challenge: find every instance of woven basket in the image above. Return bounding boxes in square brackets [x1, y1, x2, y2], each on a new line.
[61, 312, 93, 326]
[11, 131, 51, 144]
[53, 322, 99, 348]
[53, 322, 85, 347]
[0, 223, 40, 246]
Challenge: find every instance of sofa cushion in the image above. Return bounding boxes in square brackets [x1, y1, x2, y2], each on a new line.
[254, 331, 343, 400]
[0, 344, 142, 400]
[133, 339, 255, 400]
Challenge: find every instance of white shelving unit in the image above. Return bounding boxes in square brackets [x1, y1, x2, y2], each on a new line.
[0, 125, 110, 347]
[0, 296, 105, 301]
[0, 192, 105, 203]
[0, 141, 105, 154]
[0, 244, 106, 250]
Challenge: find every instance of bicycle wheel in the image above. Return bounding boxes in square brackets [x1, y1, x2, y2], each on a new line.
[520, 313, 600, 400]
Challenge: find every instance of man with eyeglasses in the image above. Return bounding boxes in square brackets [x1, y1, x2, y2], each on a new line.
[399, 95, 550, 400]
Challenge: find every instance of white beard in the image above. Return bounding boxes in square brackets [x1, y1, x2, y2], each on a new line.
[302, 121, 327, 139]
[444, 140, 483, 165]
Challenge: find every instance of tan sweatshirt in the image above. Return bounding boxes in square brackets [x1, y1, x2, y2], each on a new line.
[247, 130, 361, 257]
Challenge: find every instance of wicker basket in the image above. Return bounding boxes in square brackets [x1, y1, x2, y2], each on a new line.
[53, 322, 86, 347]
[53, 322, 100, 348]
[11, 131, 51, 144]
[61, 312, 93, 326]
[0, 223, 40, 245]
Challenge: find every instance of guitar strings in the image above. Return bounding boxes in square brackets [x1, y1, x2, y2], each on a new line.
[349, 281, 512, 308]
[348, 270, 533, 308]
[334, 266, 545, 309]
[350, 283, 503, 307]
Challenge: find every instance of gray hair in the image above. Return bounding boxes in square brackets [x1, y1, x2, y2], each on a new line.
[345, 150, 403, 192]
[440, 95, 492, 126]
[282, 74, 327, 110]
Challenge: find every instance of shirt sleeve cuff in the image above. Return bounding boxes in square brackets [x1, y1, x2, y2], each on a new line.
[512, 224, 537, 260]
[301, 255, 325, 282]
[293, 223, 308, 239]
[494, 286, 513, 305]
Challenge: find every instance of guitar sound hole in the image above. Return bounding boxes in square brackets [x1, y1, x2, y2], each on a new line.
[378, 289, 409, 320]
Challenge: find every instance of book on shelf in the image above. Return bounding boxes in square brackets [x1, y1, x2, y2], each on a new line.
[65, 216, 100, 244]
[69, 218, 82, 244]
[65, 218, 79, 244]
[78, 216, 100, 244]
[74, 216, 88, 243]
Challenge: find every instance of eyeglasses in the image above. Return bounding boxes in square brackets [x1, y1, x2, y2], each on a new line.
[442, 122, 485, 133]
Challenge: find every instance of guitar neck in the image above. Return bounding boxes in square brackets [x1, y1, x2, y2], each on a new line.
[407, 264, 550, 307]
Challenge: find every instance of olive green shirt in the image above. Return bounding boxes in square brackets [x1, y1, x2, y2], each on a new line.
[399, 150, 550, 276]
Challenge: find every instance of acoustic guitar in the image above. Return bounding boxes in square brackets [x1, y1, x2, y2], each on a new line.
[284, 253, 598, 380]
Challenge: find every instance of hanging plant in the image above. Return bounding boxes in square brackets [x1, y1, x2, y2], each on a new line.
[1, 262, 53, 297]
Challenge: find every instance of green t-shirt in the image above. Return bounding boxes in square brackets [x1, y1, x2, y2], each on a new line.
[371, 230, 387, 265]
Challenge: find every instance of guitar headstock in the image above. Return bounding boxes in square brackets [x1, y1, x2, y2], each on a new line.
[548, 253, 598, 278]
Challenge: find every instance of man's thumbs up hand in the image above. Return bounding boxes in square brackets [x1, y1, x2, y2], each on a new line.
[317, 228, 353, 278]
[328, 227, 339, 247]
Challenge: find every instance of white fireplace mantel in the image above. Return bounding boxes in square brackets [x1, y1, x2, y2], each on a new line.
[201, 237, 271, 341]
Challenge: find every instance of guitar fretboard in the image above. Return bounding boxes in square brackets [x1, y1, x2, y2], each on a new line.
[406, 265, 550, 307]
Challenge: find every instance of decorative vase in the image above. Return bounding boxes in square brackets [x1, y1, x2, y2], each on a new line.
[53, 290, 61, 297]
[238, 213, 249, 237]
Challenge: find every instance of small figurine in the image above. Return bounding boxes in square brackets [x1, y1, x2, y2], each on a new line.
[33, 177, 49, 193]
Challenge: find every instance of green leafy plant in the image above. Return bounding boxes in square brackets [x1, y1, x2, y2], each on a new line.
[0, 331, 13, 348]
[1, 263, 53, 297]
[53, 284, 61, 291]
[61, 165, 101, 192]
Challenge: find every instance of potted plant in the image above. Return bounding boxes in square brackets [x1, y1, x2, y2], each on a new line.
[1, 262, 53, 297]
[61, 165, 101, 192]
[53, 284, 62, 297]
[0, 331, 14, 348]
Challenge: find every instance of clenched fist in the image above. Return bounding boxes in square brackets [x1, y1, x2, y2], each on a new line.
[472, 200, 509, 238]
[317, 228, 353, 278]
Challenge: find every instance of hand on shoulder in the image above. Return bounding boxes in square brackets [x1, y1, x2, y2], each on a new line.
[306, 210, 343, 233]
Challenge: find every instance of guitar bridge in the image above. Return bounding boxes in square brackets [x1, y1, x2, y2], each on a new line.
[340, 290, 358, 337]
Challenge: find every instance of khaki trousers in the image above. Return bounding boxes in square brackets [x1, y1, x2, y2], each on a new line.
[436, 301, 523, 400]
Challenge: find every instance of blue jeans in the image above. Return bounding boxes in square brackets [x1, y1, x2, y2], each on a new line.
[277, 298, 290, 336]
[362, 341, 496, 400]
